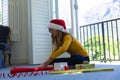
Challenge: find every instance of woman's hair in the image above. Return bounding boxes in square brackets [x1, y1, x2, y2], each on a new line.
[51, 30, 69, 48]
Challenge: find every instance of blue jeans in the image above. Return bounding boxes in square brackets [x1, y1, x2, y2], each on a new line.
[69, 54, 90, 66]
[0, 50, 3, 68]
[0, 43, 9, 51]
[51, 54, 90, 66]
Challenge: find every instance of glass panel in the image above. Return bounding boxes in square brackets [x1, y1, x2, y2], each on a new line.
[1, 0, 8, 26]
[52, 0, 56, 19]
[57, 0, 72, 29]
[77, 0, 120, 26]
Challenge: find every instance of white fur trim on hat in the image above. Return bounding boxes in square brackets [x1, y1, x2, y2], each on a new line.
[48, 23, 69, 33]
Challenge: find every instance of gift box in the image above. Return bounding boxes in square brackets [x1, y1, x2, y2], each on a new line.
[54, 62, 68, 70]
[75, 64, 95, 69]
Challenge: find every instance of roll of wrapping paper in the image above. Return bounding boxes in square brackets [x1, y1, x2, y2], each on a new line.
[10, 66, 54, 74]
[50, 67, 114, 74]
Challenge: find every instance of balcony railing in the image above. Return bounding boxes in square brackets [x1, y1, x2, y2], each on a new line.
[79, 18, 120, 62]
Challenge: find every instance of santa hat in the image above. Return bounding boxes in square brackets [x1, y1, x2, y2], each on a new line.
[48, 19, 69, 33]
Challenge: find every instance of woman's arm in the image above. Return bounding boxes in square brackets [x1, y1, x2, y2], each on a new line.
[40, 34, 72, 68]
[39, 57, 54, 68]
[50, 34, 72, 59]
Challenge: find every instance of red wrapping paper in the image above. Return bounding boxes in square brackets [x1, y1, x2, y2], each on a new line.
[10, 66, 54, 74]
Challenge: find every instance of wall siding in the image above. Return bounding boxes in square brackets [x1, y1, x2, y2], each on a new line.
[30, 0, 52, 64]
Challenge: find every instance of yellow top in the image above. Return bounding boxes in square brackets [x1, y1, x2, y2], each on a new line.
[50, 34, 89, 59]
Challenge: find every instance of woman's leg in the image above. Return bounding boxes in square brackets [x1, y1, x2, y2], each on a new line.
[2, 51, 7, 67]
[50, 58, 70, 65]
[69, 54, 90, 66]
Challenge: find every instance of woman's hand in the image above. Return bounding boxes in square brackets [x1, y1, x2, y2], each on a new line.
[39, 62, 49, 68]
[39, 58, 53, 68]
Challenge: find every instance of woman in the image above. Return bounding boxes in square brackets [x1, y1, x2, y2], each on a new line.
[40, 19, 90, 68]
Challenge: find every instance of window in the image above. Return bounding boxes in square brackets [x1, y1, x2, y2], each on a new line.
[77, 0, 120, 26]
[0, 0, 8, 26]
[53, 0, 72, 29]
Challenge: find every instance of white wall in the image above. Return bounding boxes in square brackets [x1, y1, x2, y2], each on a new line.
[9, 0, 29, 64]
[28, 0, 52, 64]
[9, 0, 52, 65]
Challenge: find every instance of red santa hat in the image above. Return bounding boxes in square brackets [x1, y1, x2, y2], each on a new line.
[48, 19, 69, 33]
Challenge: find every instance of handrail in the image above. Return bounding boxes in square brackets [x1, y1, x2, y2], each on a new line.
[79, 18, 120, 62]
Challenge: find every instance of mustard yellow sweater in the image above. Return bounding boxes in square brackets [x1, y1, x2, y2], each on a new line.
[50, 34, 89, 59]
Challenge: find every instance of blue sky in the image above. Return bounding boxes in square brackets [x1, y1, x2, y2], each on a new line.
[78, 0, 113, 25]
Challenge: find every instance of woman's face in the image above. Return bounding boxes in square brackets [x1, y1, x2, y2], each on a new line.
[49, 28, 58, 37]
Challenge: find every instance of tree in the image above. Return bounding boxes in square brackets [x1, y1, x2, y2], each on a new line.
[84, 35, 119, 62]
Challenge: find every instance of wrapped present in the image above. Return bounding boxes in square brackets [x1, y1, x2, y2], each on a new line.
[75, 64, 95, 69]
[54, 62, 69, 70]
